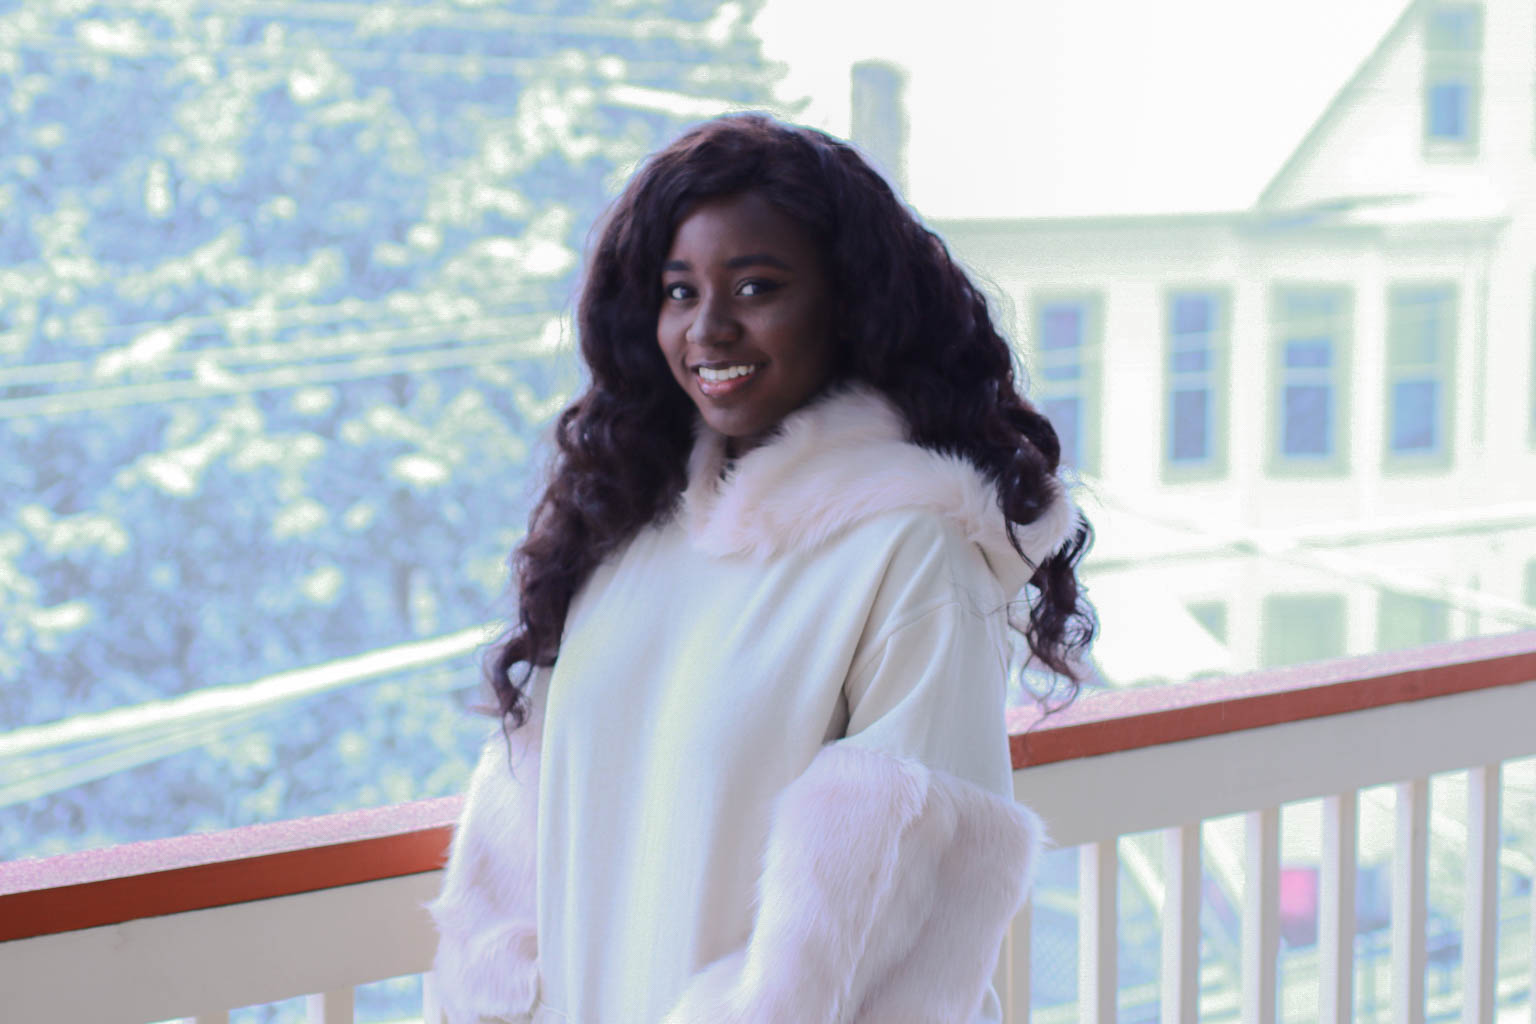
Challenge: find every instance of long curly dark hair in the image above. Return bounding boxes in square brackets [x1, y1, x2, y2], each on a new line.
[487, 113, 1095, 731]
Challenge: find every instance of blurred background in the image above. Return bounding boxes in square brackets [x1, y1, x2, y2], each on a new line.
[1, 0, 1533, 1019]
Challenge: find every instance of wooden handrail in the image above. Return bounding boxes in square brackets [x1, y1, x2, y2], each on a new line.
[3, 630, 1533, 945]
[1008, 629, 1536, 767]
[0, 797, 459, 944]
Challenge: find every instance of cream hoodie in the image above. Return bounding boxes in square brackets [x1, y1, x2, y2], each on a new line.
[429, 385, 1078, 1024]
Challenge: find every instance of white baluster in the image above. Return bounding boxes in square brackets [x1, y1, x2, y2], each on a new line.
[1392, 777, 1428, 1024]
[994, 903, 1032, 1024]
[1464, 763, 1501, 1024]
[306, 988, 355, 1024]
[1160, 822, 1200, 1024]
[1319, 792, 1357, 1024]
[993, 933, 1006, 1020]
[1242, 807, 1279, 1024]
[1079, 839, 1118, 1024]
[422, 970, 443, 1024]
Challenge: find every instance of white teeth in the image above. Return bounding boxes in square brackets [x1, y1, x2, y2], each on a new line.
[697, 364, 757, 382]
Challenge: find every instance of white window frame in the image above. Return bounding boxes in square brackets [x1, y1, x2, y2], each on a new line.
[1422, 2, 1483, 157]
[1030, 292, 1103, 477]
[1268, 285, 1353, 477]
[1162, 287, 1230, 482]
[1384, 282, 1457, 470]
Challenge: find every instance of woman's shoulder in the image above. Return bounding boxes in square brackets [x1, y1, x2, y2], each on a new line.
[841, 505, 1008, 620]
[838, 502, 989, 566]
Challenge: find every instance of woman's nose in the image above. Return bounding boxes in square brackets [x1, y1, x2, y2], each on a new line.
[685, 292, 739, 346]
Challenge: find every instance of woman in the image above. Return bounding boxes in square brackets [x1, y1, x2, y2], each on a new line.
[429, 113, 1094, 1023]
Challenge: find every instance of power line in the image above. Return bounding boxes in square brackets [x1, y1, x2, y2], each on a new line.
[0, 305, 554, 389]
[0, 624, 488, 761]
[41, 0, 741, 43]
[0, 326, 564, 419]
[2, 33, 744, 77]
[0, 288, 551, 357]
[0, 626, 488, 809]
[1091, 486, 1536, 630]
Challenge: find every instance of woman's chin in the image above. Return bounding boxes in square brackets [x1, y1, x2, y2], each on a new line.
[690, 401, 774, 450]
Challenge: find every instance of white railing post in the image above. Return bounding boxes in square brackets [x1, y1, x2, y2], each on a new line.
[1464, 763, 1502, 1024]
[995, 904, 1032, 1024]
[1392, 777, 1429, 1024]
[423, 970, 444, 1024]
[1080, 839, 1118, 1024]
[1160, 822, 1200, 1024]
[306, 988, 355, 1024]
[1319, 791, 1357, 1024]
[1243, 807, 1280, 1024]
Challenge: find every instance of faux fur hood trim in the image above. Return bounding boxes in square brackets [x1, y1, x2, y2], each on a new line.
[681, 384, 1080, 596]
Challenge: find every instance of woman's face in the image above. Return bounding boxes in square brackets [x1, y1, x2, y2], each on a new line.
[656, 192, 836, 456]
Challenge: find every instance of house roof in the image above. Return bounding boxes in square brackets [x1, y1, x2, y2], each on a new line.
[754, 0, 1414, 220]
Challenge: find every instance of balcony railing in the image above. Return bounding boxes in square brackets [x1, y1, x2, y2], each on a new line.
[3, 631, 1534, 1024]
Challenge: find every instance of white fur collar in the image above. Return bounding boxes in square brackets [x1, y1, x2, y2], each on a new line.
[679, 384, 1079, 597]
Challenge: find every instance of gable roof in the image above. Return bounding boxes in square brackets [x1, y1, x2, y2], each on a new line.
[1257, 0, 1422, 207]
[756, 0, 1414, 220]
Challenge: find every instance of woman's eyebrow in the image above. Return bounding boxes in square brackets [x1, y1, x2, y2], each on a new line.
[661, 253, 792, 273]
[724, 253, 791, 270]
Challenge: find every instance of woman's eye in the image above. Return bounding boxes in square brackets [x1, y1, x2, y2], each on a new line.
[663, 282, 692, 301]
[738, 279, 779, 297]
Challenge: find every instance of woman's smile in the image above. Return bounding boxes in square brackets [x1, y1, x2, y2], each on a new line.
[694, 361, 763, 396]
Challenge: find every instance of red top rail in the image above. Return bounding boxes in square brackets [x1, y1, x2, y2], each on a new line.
[3, 630, 1534, 945]
[1007, 629, 1536, 768]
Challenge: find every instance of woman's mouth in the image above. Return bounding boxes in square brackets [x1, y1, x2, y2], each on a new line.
[694, 362, 761, 398]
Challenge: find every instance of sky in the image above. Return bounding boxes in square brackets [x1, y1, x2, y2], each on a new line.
[750, 0, 1409, 218]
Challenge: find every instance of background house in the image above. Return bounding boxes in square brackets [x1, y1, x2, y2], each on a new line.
[822, 2, 1536, 1016]
[841, 0, 1536, 687]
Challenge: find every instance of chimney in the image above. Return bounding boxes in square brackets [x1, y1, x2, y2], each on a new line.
[850, 60, 908, 196]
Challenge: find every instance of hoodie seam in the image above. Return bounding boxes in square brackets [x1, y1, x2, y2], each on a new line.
[843, 598, 980, 696]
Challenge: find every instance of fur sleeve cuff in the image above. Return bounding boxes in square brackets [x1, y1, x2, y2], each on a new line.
[428, 713, 544, 1024]
[662, 743, 1044, 1024]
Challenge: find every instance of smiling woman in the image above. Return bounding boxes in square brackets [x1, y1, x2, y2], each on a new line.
[429, 113, 1094, 1024]
[657, 192, 837, 454]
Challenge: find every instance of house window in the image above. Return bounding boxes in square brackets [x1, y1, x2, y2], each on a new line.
[1377, 590, 1450, 652]
[1423, 4, 1482, 152]
[1033, 295, 1102, 476]
[1262, 593, 1347, 668]
[1271, 287, 1352, 474]
[1385, 284, 1456, 466]
[1164, 290, 1228, 479]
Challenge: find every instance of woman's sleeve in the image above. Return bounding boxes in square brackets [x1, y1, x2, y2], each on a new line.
[426, 672, 546, 1024]
[663, 599, 1045, 1024]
